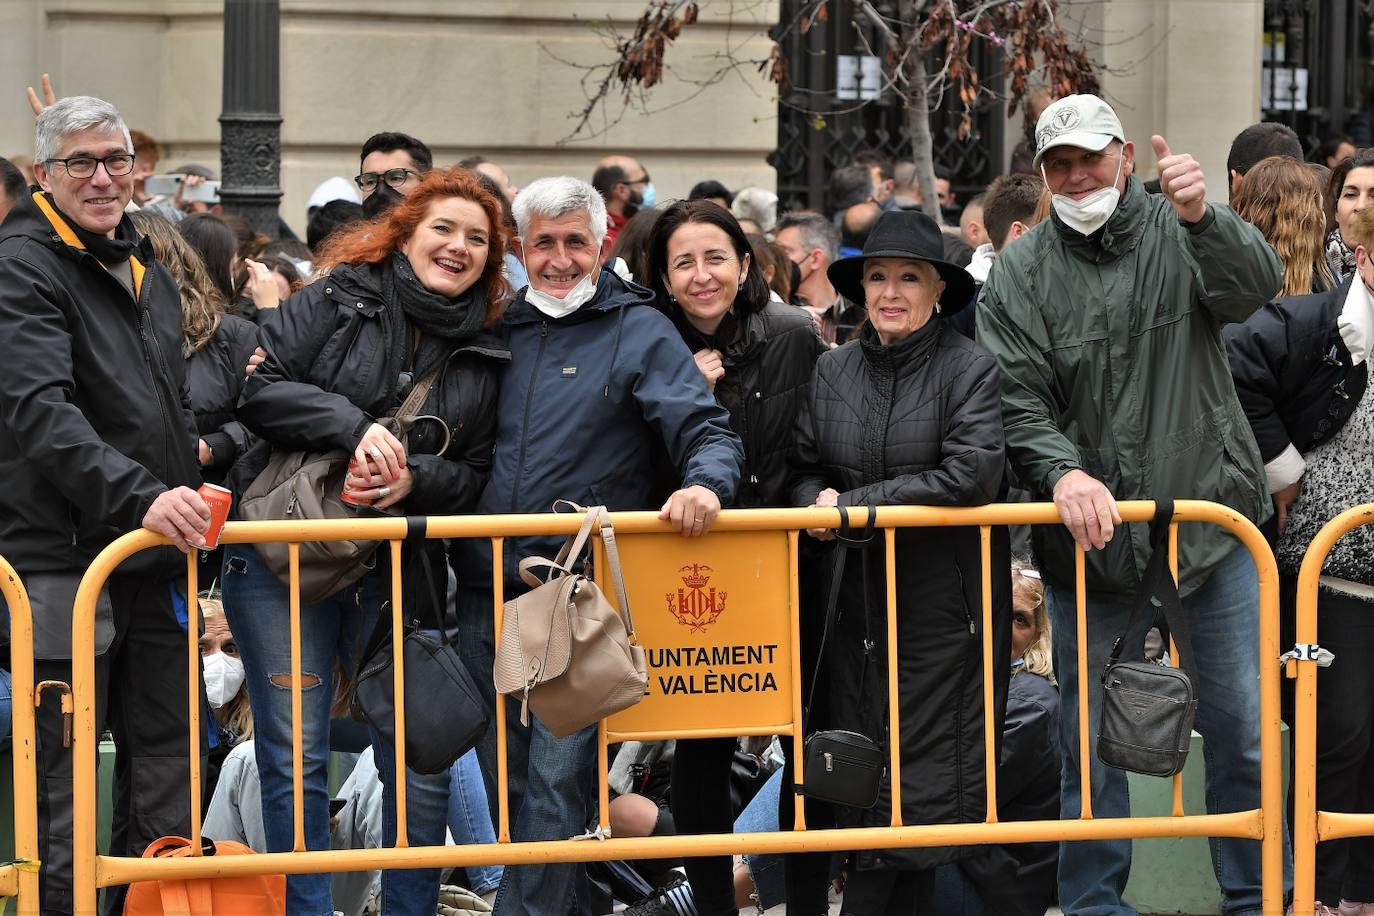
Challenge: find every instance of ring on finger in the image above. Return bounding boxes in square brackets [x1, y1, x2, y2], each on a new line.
[378, 485, 391, 498]
[369, 446, 383, 459]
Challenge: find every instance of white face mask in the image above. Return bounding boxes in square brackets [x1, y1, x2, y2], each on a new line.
[523, 269, 600, 319]
[203, 651, 245, 709]
[1045, 153, 1124, 236]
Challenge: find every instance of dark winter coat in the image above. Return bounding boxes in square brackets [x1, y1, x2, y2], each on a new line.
[790, 318, 1012, 871]
[231, 260, 508, 620]
[673, 301, 827, 508]
[188, 313, 260, 483]
[978, 178, 1280, 597]
[0, 191, 201, 576]
[959, 668, 1060, 916]
[454, 269, 743, 594]
[1225, 282, 1368, 467]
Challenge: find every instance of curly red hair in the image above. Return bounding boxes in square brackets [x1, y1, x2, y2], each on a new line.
[315, 167, 511, 325]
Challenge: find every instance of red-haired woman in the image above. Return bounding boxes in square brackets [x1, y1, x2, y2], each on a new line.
[220, 167, 510, 916]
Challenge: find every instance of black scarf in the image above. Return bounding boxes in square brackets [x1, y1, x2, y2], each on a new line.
[386, 252, 488, 383]
[43, 192, 144, 265]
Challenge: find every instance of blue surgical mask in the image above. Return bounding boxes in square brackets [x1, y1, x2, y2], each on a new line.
[640, 182, 656, 209]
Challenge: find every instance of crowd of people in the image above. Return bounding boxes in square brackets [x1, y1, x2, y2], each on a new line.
[0, 79, 1371, 916]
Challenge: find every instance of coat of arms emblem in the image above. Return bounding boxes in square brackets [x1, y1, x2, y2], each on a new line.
[666, 563, 727, 632]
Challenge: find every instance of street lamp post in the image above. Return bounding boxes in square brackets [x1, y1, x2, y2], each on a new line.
[219, 0, 282, 238]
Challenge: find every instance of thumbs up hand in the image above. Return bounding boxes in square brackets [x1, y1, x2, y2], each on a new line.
[1152, 135, 1208, 224]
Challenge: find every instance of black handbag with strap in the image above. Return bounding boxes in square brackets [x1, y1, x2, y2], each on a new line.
[351, 517, 490, 776]
[801, 505, 886, 809]
[1097, 499, 1199, 777]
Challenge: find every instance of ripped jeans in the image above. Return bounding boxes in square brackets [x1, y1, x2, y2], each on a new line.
[221, 545, 450, 916]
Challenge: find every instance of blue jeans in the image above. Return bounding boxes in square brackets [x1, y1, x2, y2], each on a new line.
[0, 666, 11, 750]
[222, 545, 451, 916]
[456, 583, 597, 916]
[449, 748, 503, 895]
[1048, 544, 1292, 916]
[930, 864, 985, 916]
[735, 766, 785, 911]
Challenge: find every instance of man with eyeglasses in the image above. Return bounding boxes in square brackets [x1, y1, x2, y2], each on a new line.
[978, 94, 1292, 916]
[356, 130, 432, 218]
[590, 154, 655, 249]
[0, 96, 207, 915]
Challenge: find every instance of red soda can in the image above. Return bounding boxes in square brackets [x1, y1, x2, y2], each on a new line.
[341, 458, 372, 507]
[198, 483, 233, 550]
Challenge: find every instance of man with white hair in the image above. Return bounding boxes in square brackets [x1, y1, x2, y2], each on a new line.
[978, 94, 1289, 915]
[451, 176, 742, 915]
[0, 95, 208, 915]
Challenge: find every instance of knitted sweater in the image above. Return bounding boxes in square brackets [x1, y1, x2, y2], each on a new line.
[1277, 377, 1374, 597]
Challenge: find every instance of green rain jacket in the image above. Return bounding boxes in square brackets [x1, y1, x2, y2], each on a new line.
[977, 176, 1281, 597]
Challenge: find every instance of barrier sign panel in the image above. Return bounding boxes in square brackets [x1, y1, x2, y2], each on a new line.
[604, 530, 794, 736]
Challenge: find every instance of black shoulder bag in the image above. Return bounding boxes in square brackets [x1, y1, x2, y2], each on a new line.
[1097, 499, 1199, 777]
[351, 517, 490, 775]
[801, 505, 886, 809]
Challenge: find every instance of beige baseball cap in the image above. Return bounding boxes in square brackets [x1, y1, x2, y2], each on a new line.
[1033, 94, 1125, 170]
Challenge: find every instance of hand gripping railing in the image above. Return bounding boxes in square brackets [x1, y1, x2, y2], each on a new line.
[1291, 503, 1374, 916]
[67, 501, 1284, 914]
[0, 554, 39, 915]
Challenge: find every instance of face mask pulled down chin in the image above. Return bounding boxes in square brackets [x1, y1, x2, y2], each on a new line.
[203, 651, 245, 709]
[525, 269, 599, 319]
[1046, 154, 1124, 236]
[363, 183, 404, 219]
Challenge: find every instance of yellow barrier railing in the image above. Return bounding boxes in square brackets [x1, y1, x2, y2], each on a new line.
[0, 555, 38, 916]
[67, 501, 1283, 914]
[1292, 503, 1374, 916]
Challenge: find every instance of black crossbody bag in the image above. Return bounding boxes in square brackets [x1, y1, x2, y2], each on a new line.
[801, 505, 886, 809]
[1097, 499, 1199, 777]
[352, 517, 490, 775]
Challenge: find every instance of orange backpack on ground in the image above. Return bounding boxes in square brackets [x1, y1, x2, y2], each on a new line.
[122, 836, 285, 915]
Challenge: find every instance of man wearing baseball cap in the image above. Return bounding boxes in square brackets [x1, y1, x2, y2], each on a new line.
[978, 95, 1292, 914]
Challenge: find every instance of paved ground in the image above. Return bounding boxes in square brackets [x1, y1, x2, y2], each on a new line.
[757, 903, 1066, 914]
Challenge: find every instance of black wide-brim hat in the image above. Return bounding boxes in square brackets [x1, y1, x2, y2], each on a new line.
[826, 209, 977, 315]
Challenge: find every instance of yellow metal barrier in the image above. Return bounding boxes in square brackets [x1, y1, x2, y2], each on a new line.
[1291, 503, 1374, 916]
[67, 500, 1284, 914]
[0, 555, 39, 916]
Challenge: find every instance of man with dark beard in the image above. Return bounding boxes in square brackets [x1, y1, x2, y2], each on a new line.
[591, 154, 654, 249]
[355, 131, 432, 218]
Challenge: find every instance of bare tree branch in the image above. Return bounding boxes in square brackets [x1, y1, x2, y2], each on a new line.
[565, 0, 1116, 204]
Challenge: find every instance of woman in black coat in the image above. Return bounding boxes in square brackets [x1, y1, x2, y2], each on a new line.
[645, 199, 827, 915]
[221, 168, 509, 916]
[1225, 204, 1374, 910]
[788, 209, 1012, 916]
[130, 211, 260, 485]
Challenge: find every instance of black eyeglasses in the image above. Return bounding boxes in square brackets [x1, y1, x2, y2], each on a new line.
[355, 168, 422, 193]
[622, 174, 651, 187]
[45, 153, 136, 179]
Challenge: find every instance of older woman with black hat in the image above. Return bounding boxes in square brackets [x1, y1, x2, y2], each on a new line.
[787, 208, 1012, 916]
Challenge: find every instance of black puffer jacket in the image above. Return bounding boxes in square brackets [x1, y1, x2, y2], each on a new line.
[0, 192, 201, 576]
[674, 301, 827, 507]
[958, 669, 1059, 916]
[230, 261, 508, 619]
[790, 318, 1012, 871]
[1225, 282, 1368, 467]
[188, 313, 259, 483]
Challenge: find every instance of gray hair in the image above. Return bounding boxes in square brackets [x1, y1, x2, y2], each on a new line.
[775, 212, 839, 265]
[513, 176, 608, 244]
[35, 96, 132, 164]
